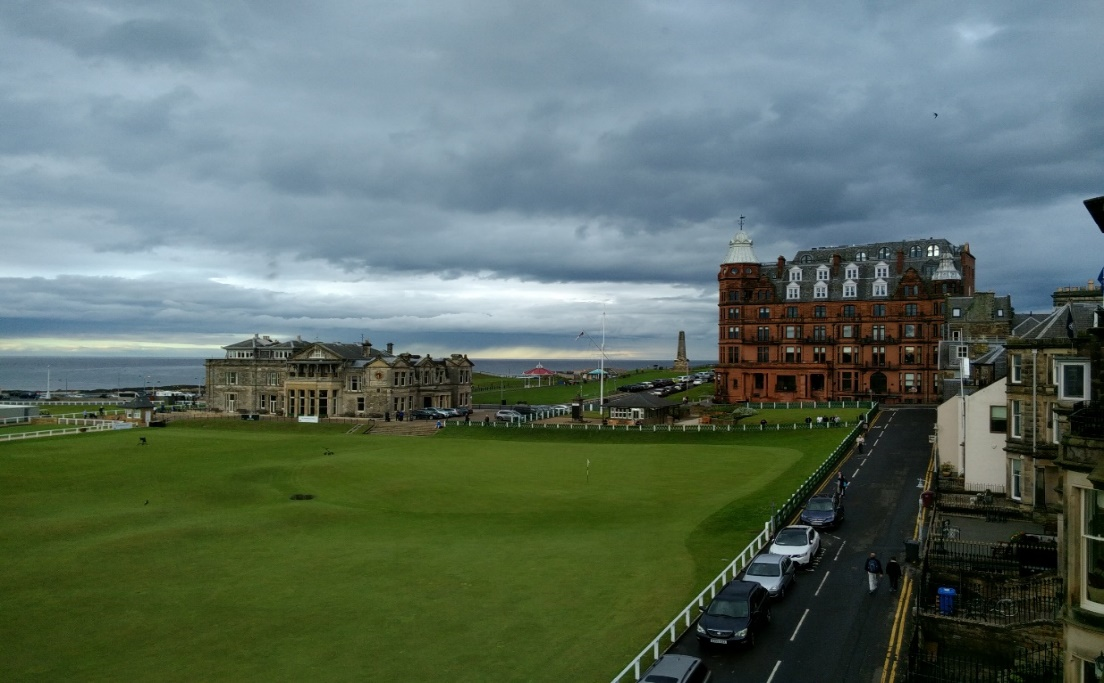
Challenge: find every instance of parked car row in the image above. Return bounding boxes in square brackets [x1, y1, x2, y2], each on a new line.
[408, 406, 472, 420]
[640, 485, 839, 680]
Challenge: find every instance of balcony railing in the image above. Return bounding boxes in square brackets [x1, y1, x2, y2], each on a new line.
[1070, 401, 1104, 438]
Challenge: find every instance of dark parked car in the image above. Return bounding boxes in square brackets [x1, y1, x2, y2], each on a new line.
[637, 654, 711, 683]
[696, 579, 771, 647]
[409, 408, 439, 420]
[800, 493, 845, 530]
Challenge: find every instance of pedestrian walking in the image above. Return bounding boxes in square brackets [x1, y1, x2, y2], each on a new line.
[885, 556, 902, 592]
[856, 434, 865, 454]
[865, 552, 883, 594]
[837, 471, 849, 497]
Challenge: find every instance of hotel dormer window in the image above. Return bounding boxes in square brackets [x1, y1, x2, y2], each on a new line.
[908, 245, 921, 258]
[874, 262, 889, 279]
[927, 244, 940, 257]
[878, 247, 891, 259]
[855, 251, 867, 262]
[789, 267, 802, 282]
[813, 282, 828, 299]
[816, 266, 829, 281]
[786, 282, 800, 299]
[872, 279, 888, 297]
[842, 280, 857, 298]
[844, 264, 858, 279]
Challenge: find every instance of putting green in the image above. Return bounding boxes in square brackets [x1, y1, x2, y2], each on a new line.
[1, 421, 839, 682]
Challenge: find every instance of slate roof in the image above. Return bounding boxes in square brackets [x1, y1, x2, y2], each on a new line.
[606, 392, 676, 410]
[1014, 302, 1098, 342]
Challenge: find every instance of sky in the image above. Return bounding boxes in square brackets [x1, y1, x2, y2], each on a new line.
[1, 2, 1103, 361]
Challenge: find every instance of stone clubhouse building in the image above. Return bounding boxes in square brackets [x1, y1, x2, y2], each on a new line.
[204, 335, 473, 418]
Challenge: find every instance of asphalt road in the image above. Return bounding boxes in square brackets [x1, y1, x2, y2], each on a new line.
[663, 407, 936, 683]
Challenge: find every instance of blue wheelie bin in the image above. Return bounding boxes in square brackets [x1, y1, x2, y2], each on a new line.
[937, 586, 956, 615]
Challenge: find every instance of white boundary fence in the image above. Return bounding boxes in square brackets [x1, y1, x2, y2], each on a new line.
[0, 419, 130, 442]
[609, 521, 775, 683]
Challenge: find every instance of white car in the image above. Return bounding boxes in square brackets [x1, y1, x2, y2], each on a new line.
[495, 409, 523, 421]
[768, 525, 821, 567]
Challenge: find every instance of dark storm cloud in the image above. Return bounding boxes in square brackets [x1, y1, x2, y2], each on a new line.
[1, 1, 1103, 357]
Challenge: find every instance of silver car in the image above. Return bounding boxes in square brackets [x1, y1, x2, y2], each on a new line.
[740, 553, 797, 598]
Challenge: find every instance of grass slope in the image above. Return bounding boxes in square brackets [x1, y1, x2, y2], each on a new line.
[1, 421, 843, 682]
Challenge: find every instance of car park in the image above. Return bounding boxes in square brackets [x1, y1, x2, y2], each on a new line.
[495, 409, 523, 421]
[696, 579, 771, 648]
[637, 654, 711, 683]
[768, 524, 821, 567]
[740, 553, 796, 598]
[409, 408, 439, 420]
[800, 493, 845, 530]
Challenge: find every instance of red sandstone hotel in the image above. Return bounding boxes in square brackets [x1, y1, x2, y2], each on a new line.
[713, 230, 975, 405]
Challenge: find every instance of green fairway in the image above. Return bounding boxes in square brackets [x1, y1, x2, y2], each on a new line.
[1, 421, 846, 682]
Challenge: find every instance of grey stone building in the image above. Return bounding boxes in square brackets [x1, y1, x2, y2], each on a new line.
[204, 335, 473, 418]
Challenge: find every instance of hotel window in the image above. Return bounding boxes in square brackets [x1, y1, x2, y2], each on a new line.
[267, 372, 279, 386]
[789, 267, 802, 282]
[1057, 359, 1090, 401]
[758, 307, 771, 319]
[908, 245, 921, 258]
[784, 346, 800, 363]
[871, 346, 886, 366]
[727, 326, 741, 340]
[776, 375, 797, 391]
[817, 266, 829, 280]
[786, 283, 800, 300]
[357, 397, 365, 412]
[813, 282, 828, 299]
[902, 285, 918, 297]
[225, 393, 236, 412]
[814, 305, 827, 318]
[878, 247, 891, 259]
[813, 347, 827, 363]
[952, 307, 961, 317]
[841, 346, 854, 363]
[903, 346, 916, 364]
[757, 326, 770, 341]
[872, 280, 888, 297]
[927, 244, 940, 257]
[1081, 488, 1104, 612]
[871, 325, 886, 341]
[874, 263, 889, 278]
[956, 345, 968, 359]
[785, 325, 800, 339]
[905, 303, 918, 316]
[990, 405, 1007, 432]
[841, 324, 855, 338]
[310, 349, 325, 359]
[1010, 400, 1022, 438]
[872, 304, 886, 317]
[757, 346, 770, 362]
[1011, 458, 1022, 500]
[727, 307, 739, 319]
[348, 375, 360, 391]
[903, 324, 917, 338]
[843, 281, 857, 298]
[855, 251, 867, 262]
[813, 325, 827, 341]
[904, 373, 919, 393]
[842, 304, 856, 318]
[786, 306, 799, 318]
[1010, 354, 1022, 383]
[840, 372, 854, 391]
[1052, 405, 1061, 445]
[227, 372, 238, 385]
[845, 265, 858, 279]
[726, 347, 740, 363]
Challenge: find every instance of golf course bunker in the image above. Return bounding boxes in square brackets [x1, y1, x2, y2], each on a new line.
[289, 493, 314, 501]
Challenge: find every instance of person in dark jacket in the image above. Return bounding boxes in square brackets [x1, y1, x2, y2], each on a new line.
[885, 556, 902, 592]
[865, 552, 883, 594]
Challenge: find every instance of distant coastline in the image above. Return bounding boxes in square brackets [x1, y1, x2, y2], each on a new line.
[0, 356, 712, 393]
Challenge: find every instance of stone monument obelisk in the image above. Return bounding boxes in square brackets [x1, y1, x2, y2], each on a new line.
[674, 331, 689, 373]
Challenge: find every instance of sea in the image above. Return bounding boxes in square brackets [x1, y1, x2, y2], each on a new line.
[0, 356, 711, 393]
